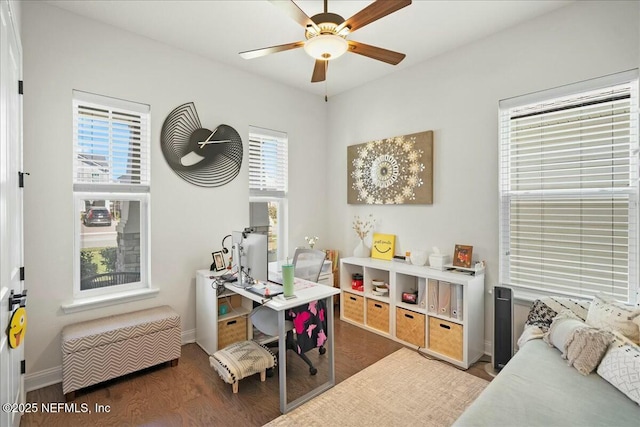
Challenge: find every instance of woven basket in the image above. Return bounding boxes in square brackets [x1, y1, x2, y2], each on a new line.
[218, 317, 247, 350]
[366, 299, 390, 332]
[343, 292, 364, 324]
[396, 307, 425, 347]
[428, 317, 463, 361]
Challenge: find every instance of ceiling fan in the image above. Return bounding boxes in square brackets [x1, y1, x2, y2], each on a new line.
[239, 0, 412, 84]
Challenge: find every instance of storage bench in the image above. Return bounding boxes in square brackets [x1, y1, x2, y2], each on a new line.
[61, 305, 181, 400]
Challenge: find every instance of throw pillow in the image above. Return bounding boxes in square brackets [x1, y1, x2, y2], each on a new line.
[544, 311, 587, 358]
[597, 333, 640, 405]
[541, 296, 590, 322]
[525, 299, 558, 332]
[586, 293, 640, 343]
[565, 327, 614, 375]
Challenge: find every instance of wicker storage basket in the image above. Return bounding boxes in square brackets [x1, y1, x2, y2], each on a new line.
[428, 316, 463, 361]
[343, 292, 364, 324]
[396, 307, 426, 347]
[218, 317, 247, 350]
[366, 299, 390, 332]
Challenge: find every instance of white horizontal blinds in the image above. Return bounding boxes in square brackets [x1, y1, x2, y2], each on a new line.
[73, 90, 150, 192]
[500, 74, 639, 303]
[248, 126, 288, 198]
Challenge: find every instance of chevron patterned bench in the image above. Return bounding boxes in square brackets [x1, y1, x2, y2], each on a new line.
[61, 305, 181, 401]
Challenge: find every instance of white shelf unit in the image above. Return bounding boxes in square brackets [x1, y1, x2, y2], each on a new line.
[195, 270, 253, 355]
[340, 257, 485, 369]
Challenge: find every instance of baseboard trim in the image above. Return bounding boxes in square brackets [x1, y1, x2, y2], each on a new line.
[25, 366, 62, 393]
[181, 328, 196, 344]
[25, 328, 197, 393]
[484, 339, 492, 356]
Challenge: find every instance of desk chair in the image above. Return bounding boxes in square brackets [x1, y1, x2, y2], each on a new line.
[291, 248, 327, 283]
[250, 248, 328, 375]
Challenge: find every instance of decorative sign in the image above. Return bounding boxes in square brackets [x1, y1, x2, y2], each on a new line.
[8, 306, 27, 349]
[371, 233, 396, 260]
[347, 130, 433, 204]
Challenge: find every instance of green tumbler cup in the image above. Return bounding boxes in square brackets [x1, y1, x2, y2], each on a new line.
[282, 264, 295, 297]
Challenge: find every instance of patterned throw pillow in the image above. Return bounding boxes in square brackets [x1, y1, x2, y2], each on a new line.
[525, 299, 558, 331]
[586, 293, 640, 343]
[525, 297, 591, 331]
[597, 335, 640, 405]
[565, 327, 614, 375]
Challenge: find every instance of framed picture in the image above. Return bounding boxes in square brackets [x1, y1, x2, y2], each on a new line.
[453, 245, 473, 268]
[347, 130, 433, 205]
[212, 251, 225, 272]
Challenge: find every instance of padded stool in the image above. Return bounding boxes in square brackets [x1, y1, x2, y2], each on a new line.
[209, 340, 276, 393]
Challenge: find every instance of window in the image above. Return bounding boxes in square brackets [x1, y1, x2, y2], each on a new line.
[72, 90, 151, 298]
[248, 126, 288, 262]
[499, 70, 639, 304]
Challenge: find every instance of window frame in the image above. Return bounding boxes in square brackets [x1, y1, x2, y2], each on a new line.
[498, 70, 639, 305]
[69, 91, 152, 306]
[249, 196, 288, 262]
[72, 192, 151, 299]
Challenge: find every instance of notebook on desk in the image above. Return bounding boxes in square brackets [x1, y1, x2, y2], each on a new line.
[247, 282, 284, 297]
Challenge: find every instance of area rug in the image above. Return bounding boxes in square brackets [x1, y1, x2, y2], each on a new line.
[264, 347, 488, 427]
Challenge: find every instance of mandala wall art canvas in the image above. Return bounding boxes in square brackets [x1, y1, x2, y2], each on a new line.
[347, 130, 433, 204]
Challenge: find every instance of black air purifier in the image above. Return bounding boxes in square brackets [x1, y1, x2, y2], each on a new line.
[493, 286, 513, 370]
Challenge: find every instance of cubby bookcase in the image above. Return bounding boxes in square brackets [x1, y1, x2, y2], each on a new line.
[340, 257, 485, 369]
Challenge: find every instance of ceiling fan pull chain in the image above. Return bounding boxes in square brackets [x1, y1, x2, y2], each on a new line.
[325, 61, 328, 102]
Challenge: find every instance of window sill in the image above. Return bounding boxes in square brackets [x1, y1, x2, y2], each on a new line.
[512, 289, 540, 304]
[61, 287, 160, 314]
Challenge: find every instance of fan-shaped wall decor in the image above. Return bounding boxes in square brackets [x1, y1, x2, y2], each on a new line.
[160, 102, 243, 187]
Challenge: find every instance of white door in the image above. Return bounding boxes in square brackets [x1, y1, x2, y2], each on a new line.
[0, 0, 24, 426]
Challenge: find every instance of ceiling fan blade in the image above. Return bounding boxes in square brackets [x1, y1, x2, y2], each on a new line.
[337, 0, 412, 34]
[311, 60, 327, 83]
[239, 41, 304, 59]
[269, 0, 320, 33]
[347, 40, 406, 65]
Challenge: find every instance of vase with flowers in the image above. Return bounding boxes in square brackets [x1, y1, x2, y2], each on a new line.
[352, 214, 374, 257]
[305, 235, 319, 249]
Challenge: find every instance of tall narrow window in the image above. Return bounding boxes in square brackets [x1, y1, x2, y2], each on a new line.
[499, 71, 639, 304]
[72, 90, 151, 297]
[248, 126, 288, 262]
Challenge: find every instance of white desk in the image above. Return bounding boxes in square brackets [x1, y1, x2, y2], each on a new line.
[225, 278, 340, 414]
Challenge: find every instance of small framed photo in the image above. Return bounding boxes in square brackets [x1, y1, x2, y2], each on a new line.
[212, 251, 225, 272]
[453, 244, 473, 268]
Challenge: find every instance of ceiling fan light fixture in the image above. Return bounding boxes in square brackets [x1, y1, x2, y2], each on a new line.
[304, 34, 348, 60]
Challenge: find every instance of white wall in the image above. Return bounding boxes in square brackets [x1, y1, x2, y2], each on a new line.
[22, 2, 327, 377]
[325, 1, 639, 345]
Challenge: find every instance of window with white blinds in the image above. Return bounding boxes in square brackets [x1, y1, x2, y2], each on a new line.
[248, 126, 288, 262]
[499, 70, 639, 304]
[71, 91, 151, 301]
[73, 90, 150, 192]
[249, 127, 288, 197]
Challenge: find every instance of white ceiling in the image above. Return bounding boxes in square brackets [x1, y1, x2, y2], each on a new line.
[46, 0, 573, 97]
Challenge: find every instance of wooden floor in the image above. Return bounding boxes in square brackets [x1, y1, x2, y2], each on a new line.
[21, 310, 493, 426]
